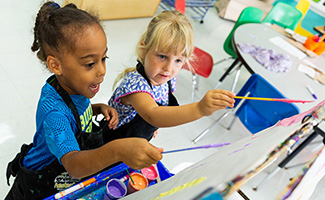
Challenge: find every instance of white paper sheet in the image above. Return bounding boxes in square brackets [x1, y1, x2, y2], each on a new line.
[269, 36, 306, 60]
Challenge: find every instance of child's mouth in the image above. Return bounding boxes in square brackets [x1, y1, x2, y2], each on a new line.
[159, 74, 169, 79]
[90, 84, 100, 94]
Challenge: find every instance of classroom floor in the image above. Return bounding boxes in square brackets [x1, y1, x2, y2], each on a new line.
[1, 0, 324, 199]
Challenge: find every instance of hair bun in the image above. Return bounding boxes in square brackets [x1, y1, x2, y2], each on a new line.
[48, 2, 60, 10]
[64, 3, 78, 9]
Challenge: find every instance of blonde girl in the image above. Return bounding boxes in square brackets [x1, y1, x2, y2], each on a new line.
[105, 10, 235, 141]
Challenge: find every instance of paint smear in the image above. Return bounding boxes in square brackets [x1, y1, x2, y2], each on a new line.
[152, 177, 207, 200]
[228, 143, 251, 155]
[251, 134, 260, 139]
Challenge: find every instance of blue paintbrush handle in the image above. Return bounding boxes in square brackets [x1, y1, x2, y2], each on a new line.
[162, 143, 230, 154]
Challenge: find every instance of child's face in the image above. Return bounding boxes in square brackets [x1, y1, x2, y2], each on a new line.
[143, 48, 186, 86]
[57, 26, 108, 98]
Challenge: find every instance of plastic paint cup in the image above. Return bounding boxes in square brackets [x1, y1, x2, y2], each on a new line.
[304, 35, 320, 51]
[314, 42, 325, 55]
[140, 165, 158, 183]
[127, 172, 148, 194]
[104, 178, 127, 200]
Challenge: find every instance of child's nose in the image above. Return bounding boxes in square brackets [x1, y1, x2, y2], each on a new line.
[164, 61, 172, 71]
[97, 63, 106, 77]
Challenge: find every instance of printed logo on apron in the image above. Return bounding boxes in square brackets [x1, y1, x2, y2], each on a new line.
[54, 172, 80, 190]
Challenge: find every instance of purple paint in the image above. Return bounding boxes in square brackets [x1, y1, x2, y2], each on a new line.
[108, 186, 123, 197]
[192, 163, 206, 169]
[228, 143, 251, 155]
[104, 178, 127, 200]
[228, 148, 245, 155]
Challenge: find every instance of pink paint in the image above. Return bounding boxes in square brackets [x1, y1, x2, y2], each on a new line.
[277, 100, 325, 127]
[251, 135, 260, 139]
[273, 99, 315, 104]
[140, 165, 158, 182]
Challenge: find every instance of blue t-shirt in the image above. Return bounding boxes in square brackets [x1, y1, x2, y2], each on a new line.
[23, 78, 93, 170]
[108, 70, 177, 128]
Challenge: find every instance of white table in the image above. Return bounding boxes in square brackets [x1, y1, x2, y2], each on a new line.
[233, 23, 325, 112]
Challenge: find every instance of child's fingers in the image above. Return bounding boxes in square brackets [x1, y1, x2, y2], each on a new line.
[148, 144, 163, 162]
[105, 109, 119, 129]
[210, 90, 235, 104]
[211, 89, 235, 96]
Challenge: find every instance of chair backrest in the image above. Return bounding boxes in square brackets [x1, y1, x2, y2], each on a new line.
[234, 74, 300, 134]
[223, 7, 264, 58]
[294, 0, 312, 37]
[296, 0, 310, 16]
[175, 0, 186, 14]
[262, 1, 303, 30]
[182, 47, 213, 78]
[176, 1, 213, 78]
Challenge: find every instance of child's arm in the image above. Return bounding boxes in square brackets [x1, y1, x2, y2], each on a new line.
[122, 89, 235, 127]
[61, 138, 163, 178]
[92, 103, 119, 130]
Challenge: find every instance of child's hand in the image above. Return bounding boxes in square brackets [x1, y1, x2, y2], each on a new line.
[117, 138, 163, 169]
[198, 89, 235, 116]
[100, 105, 119, 130]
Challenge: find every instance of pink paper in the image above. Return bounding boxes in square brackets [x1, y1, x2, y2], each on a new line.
[276, 100, 325, 127]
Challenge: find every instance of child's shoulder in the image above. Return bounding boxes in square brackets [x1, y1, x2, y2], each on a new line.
[121, 70, 149, 87]
[124, 70, 143, 80]
[112, 70, 152, 97]
[38, 82, 71, 113]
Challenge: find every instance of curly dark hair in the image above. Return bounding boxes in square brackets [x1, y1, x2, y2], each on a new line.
[31, 1, 102, 64]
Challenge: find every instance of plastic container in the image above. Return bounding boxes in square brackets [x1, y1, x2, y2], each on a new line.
[126, 173, 148, 194]
[104, 178, 127, 200]
[44, 161, 173, 200]
[304, 35, 320, 51]
[140, 165, 158, 183]
[314, 42, 325, 55]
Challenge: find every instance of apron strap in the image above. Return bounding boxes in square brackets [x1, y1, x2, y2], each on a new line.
[136, 61, 176, 104]
[47, 75, 82, 132]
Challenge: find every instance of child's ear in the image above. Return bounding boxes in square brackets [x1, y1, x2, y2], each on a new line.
[139, 41, 146, 60]
[47, 56, 62, 75]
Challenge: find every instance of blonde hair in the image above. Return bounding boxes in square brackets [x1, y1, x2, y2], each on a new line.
[113, 10, 195, 88]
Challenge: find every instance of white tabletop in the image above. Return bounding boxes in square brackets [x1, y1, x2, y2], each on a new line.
[233, 23, 325, 112]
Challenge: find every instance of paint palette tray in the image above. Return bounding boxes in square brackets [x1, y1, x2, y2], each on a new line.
[45, 161, 173, 200]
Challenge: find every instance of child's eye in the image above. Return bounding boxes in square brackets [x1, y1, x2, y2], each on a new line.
[158, 54, 166, 60]
[102, 56, 109, 62]
[176, 59, 183, 63]
[86, 63, 95, 68]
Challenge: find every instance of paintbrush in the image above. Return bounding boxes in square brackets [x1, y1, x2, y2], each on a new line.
[234, 96, 315, 104]
[54, 177, 96, 199]
[126, 168, 135, 185]
[162, 143, 231, 154]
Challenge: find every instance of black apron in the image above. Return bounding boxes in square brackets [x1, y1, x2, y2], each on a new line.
[103, 61, 179, 142]
[5, 75, 108, 200]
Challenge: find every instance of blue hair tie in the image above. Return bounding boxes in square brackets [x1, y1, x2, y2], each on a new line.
[49, 2, 60, 10]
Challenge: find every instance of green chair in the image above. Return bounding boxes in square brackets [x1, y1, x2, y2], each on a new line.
[215, 7, 264, 90]
[262, 1, 303, 30]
